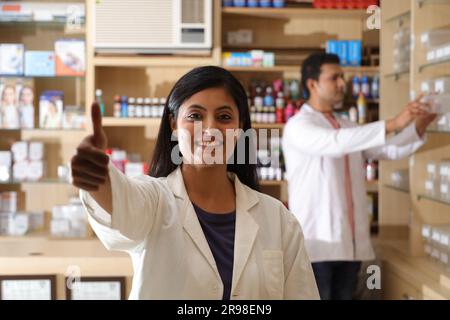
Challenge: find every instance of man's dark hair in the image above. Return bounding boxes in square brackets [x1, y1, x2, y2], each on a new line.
[301, 53, 340, 99]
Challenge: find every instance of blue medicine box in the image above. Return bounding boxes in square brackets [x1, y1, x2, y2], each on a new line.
[338, 40, 349, 66]
[348, 40, 362, 66]
[25, 51, 55, 76]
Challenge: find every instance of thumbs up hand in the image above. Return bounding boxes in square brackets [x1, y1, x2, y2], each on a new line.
[71, 102, 109, 191]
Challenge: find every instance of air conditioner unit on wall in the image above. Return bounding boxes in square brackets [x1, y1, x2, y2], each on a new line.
[94, 0, 212, 54]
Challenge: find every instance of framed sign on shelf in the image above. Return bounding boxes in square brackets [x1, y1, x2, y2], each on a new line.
[65, 276, 126, 300]
[0, 275, 57, 300]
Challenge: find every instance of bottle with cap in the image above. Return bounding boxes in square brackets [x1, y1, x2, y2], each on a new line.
[135, 97, 144, 118]
[95, 89, 105, 116]
[143, 98, 151, 118]
[113, 95, 121, 118]
[284, 101, 295, 122]
[121, 96, 128, 118]
[128, 97, 136, 118]
[352, 75, 360, 98]
[357, 92, 367, 124]
[371, 75, 379, 99]
[361, 74, 370, 98]
[264, 87, 274, 107]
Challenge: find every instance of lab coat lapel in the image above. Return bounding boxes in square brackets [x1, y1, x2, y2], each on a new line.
[231, 176, 259, 293]
[167, 167, 221, 280]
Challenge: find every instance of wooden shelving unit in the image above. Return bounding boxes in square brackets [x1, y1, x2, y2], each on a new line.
[378, 0, 450, 300]
[221, 7, 368, 19]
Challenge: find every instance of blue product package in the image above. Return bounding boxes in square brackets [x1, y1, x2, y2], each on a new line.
[273, 0, 285, 7]
[0, 44, 24, 75]
[233, 0, 246, 7]
[260, 0, 271, 7]
[326, 40, 339, 56]
[338, 40, 349, 66]
[25, 51, 55, 76]
[223, 0, 233, 6]
[248, 0, 259, 7]
[348, 40, 362, 66]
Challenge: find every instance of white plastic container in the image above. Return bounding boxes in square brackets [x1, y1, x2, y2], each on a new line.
[421, 93, 450, 114]
[434, 77, 450, 94]
[421, 29, 450, 48]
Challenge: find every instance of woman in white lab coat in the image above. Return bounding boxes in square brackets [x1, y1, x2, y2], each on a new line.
[72, 66, 319, 300]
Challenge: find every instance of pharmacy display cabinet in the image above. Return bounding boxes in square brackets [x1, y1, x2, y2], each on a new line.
[379, 0, 450, 300]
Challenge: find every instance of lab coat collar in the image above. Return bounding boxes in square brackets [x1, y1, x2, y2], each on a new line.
[166, 166, 260, 295]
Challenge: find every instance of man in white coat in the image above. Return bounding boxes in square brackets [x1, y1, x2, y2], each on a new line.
[282, 53, 437, 300]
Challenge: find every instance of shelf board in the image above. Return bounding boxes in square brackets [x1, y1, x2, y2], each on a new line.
[93, 55, 216, 68]
[0, 179, 69, 185]
[225, 65, 299, 73]
[225, 65, 379, 73]
[102, 117, 162, 127]
[251, 122, 285, 130]
[384, 11, 410, 24]
[222, 7, 368, 19]
[260, 180, 286, 187]
[418, 0, 450, 8]
[419, 57, 450, 73]
[417, 194, 450, 206]
[383, 184, 410, 194]
[384, 70, 410, 80]
[366, 180, 379, 193]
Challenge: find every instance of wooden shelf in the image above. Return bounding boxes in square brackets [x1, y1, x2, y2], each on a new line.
[384, 70, 410, 81]
[260, 180, 286, 187]
[225, 65, 379, 73]
[222, 7, 368, 19]
[366, 180, 379, 193]
[0, 179, 69, 185]
[225, 65, 299, 73]
[418, 0, 450, 8]
[419, 57, 450, 73]
[383, 184, 410, 194]
[417, 194, 450, 206]
[251, 122, 285, 130]
[102, 117, 162, 127]
[93, 55, 216, 68]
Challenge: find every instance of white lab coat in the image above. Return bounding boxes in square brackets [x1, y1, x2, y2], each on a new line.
[80, 163, 319, 300]
[282, 103, 425, 263]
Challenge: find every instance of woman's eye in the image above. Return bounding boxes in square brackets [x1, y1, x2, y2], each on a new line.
[187, 113, 202, 120]
[218, 114, 232, 121]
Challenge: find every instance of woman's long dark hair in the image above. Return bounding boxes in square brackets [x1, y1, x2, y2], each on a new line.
[148, 66, 259, 191]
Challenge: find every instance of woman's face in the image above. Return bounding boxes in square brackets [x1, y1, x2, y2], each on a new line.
[2, 87, 16, 106]
[172, 87, 241, 167]
[20, 88, 34, 105]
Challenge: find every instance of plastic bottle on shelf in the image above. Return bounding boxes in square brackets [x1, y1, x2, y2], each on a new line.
[143, 98, 151, 118]
[223, 0, 234, 6]
[120, 96, 128, 118]
[352, 75, 360, 98]
[95, 89, 105, 116]
[128, 97, 136, 118]
[275, 92, 285, 123]
[371, 75, 379, 99]
[264, 87, 274, 107]
[247, 0, 259, 7]
[135, 97, 144, 118]
[361, 74, 370, 98]
[357, 92, 367, 124]
[113, 95, 121, 118]
[151, 98, 159, 118]
[349, 106, 358, 123]
[284, 101, 295, 122]
[290, 80, 300, 101]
